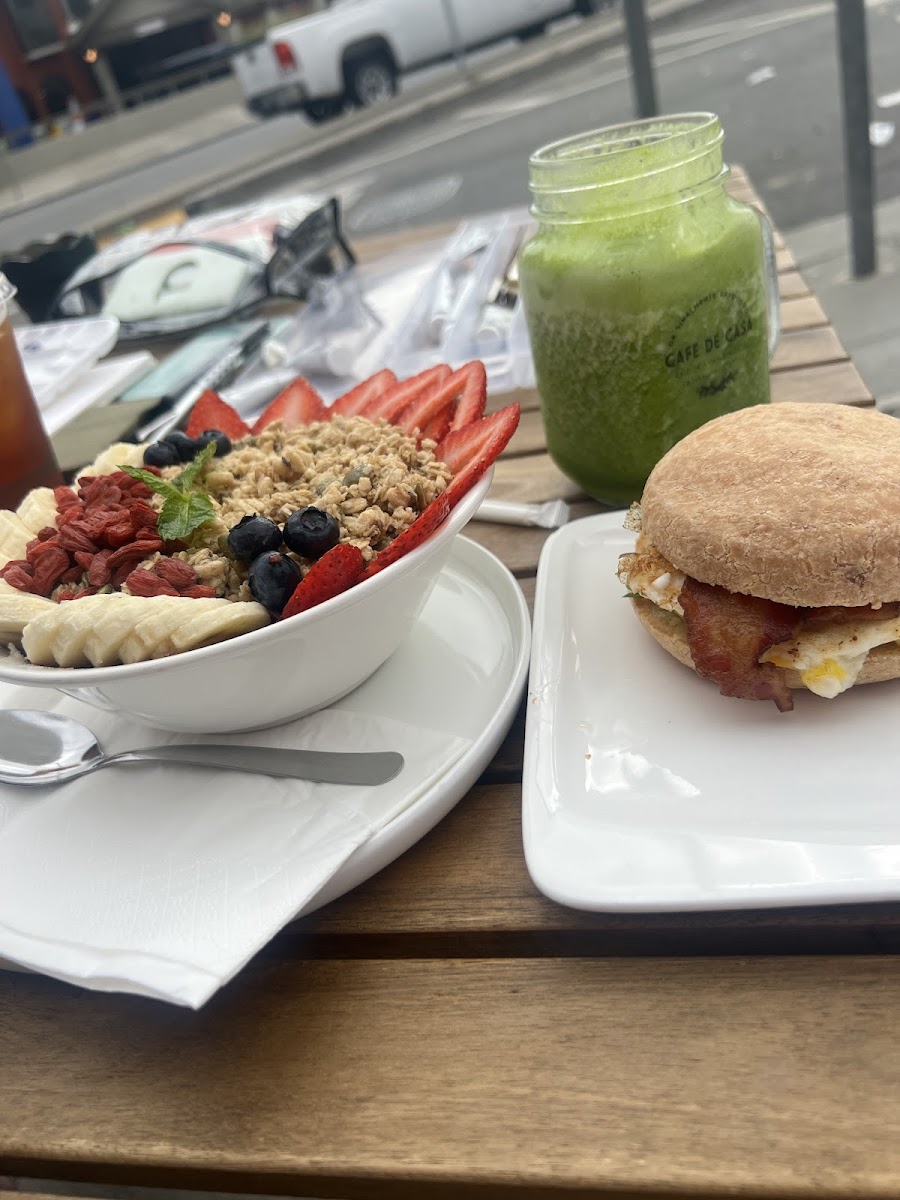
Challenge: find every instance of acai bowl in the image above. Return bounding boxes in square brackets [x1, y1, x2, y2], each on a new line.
[0, 363, 519, 732]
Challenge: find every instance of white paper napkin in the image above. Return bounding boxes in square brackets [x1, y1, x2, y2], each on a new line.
[0, 683, 470, 1008]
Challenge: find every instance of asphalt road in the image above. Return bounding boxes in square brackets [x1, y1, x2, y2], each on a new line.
[3, 0, 900, 252]
[203, 0, 900, 237]
[0, 15, 589, 251]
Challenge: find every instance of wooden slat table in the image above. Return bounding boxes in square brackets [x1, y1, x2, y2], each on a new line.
[3, 170, 899, 1200]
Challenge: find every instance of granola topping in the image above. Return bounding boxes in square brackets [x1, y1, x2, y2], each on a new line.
[175, 415, 451, 601]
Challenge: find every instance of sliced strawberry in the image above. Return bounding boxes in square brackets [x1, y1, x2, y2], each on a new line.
[436, 402, 520, 509]
[363, 493, 451, 579]
[421, 407, 453, 445]
[397, 366, 462, 437]
[444, 361, 486, 432]
[281, 542, 366, 619]
[185, 391, 252, 440]
[360, 364, 451, 425]
[251, 377, 325, 434]
[330, 368, 397, 417]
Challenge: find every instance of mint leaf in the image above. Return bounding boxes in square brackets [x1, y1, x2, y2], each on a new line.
[119, 465, 178, 500]
[120, 445, 218, 543]
[158, 493, 216, 541]
[172, 441, 216, 494]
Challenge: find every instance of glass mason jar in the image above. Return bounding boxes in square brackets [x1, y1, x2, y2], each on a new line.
[0, 274, 63, 510]
[519, 113, 780, 507]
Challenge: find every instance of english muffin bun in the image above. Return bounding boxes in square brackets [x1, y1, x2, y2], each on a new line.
[633, 597, 900, 693]
[641, 402, 900, 608]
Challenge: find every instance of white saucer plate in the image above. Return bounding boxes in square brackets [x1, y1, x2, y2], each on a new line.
[523, 511, 900, 913]
[301, 535, 530, 914]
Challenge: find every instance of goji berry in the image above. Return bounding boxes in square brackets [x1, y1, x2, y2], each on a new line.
[103, 519, 138, 548]
[73, 551, 93, 570]
[0, 564, 34, 592]
[57, 525, 98, 554]
[124, 569, 179, 597]
[181, 585, 218, 599]
[54, 486, 79, 510]
[37, 526, 57, 542]
[129, 500, 159, 533]
[153, 558, 197, 588]
[107, 538, 163, 570]
[0, 558, 32, 578]
[26, 538, 65, 565]
[87, 552, 112, 587]
[78, 519, 109, 542]
[60, 566, 84, 584]
[30, 547, 70, 596]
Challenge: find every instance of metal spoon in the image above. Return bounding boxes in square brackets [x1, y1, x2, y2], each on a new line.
[0, 710, 404, 788]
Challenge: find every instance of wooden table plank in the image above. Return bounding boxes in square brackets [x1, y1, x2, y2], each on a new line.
[777, 269, 812, 299]
[771, 360, 874, 406]
[293, 780, 900, 952]
[465, 500, 598, 577]
[776, 294, 830, 331]
[777, 244, 798, 272]
[489, 455, 585, 505]
[770, 326, 848, 372]
[505, 406, 548, 456]
[4, 959, 900, 1200]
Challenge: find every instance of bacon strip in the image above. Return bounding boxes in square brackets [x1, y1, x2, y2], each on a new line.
[680, 579, 802, 712]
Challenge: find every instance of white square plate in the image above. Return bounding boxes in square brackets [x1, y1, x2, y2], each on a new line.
[523, 512, 900, 912]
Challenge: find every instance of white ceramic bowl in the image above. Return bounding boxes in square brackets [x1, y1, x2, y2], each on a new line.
[0, 471, 492, 733]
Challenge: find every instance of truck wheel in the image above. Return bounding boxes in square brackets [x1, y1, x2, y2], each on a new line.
[345, 53, 397, 108]
[304, 97, 344, 123]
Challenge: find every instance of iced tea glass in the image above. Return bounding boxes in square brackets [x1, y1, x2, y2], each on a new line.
[0, 274, 63, 510]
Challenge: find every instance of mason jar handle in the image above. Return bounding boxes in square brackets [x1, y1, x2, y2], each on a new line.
[755, 208, 781, 360]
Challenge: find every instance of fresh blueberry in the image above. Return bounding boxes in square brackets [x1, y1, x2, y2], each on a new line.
[161, 431, 199, 462]
[283, 507, 340, 559]
[227, 514, 283, 562]
[143, 440, 181, 468]
[248, 550, 302, 613]
[194, 429, 232, 457]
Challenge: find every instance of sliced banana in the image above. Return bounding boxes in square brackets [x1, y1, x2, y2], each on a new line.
[79, 442, 147, 478]
[22, 594, 270, 667]
[0, 594, 56, 643]
[16, 487, 58, 536]
[119, 598, 224, 664]
[169, 602, 270, 654]
[82, 595, 189, 668]
[0, 510, 35, 562]
[49, 595, 126, 668]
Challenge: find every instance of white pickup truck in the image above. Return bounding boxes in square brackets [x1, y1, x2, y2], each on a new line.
[233, 0, 605, 123]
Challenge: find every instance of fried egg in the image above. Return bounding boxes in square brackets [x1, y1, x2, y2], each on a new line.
[617, 536, 685, 614]
[761, 616, 900, 698]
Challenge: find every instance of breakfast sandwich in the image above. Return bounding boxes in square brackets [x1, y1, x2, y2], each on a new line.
[617, 402, 900, 711]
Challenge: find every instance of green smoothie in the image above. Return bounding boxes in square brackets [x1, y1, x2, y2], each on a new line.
[519, 116, 773, 507]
